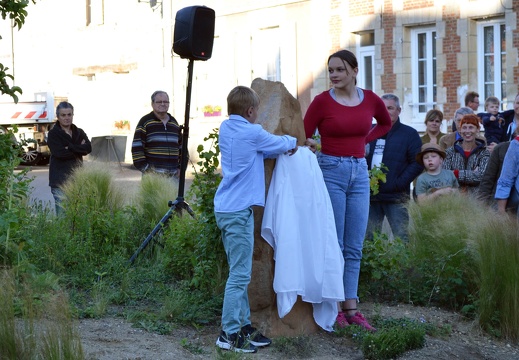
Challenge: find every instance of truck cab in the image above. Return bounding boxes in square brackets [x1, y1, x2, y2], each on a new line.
[0, 92, 60, 165]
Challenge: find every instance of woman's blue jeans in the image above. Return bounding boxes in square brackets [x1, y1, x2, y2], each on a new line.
[215, 207, 254, 335]
[317, 154, 370, 301]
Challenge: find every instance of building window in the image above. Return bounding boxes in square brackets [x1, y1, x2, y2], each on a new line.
[253, 27, 281, 82]
[86, 0, 104, 26]
[357, 32, 375, 91]
[478, 21, 506, 108]
[411, 28, 437, 114]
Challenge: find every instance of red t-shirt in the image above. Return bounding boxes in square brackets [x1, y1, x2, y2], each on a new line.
[304, 90, 392, 158]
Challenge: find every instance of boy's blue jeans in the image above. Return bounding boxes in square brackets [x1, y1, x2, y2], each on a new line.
[215, 207, 254, 335]
[317, 154, 370, 301]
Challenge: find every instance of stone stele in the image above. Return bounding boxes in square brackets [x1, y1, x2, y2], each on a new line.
[248, 78, 320, 336]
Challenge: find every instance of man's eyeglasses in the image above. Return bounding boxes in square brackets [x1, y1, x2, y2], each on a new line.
[154, 101, 170, 105]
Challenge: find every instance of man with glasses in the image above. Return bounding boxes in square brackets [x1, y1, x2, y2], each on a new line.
[132, 90, 182, 178]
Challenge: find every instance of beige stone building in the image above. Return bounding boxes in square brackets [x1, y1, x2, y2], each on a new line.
[1, 0, 518, 156]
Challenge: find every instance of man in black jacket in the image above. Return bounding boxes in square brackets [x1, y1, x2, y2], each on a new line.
[47, 101, 92, 215]
[365, 94, 423, 242]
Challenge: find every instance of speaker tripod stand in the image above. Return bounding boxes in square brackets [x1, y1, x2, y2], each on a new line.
[128, 58, 197, 265]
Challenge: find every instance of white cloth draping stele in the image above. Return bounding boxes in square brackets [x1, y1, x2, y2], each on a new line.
[261, 146, 345, 331]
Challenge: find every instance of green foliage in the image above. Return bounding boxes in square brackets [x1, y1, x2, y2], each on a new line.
[360, 233, 411, 302]
[0, 0, 35, 101]
[407, 194, 480, 309]
[361, 194, 481, 310]
[180, 338, 205, 355]
[162, 216, 202, 281]
[133, 172, 179, 225]
[361, 318, 426, 360]
[369, 164, 387, 195]
[0, 128, 32, 266]
[336, 317, 441, 360]
[159, 282, 222, 325]
[0, 269, 84, 360]
[188, 128, 221, 215]
[176, 128, 227, 294]
[311, 134, 322, 152]
[24, 163, 145, 287]
[0, 0, 34, 30]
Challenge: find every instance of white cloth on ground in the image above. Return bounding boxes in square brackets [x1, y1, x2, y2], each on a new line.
[261, 146, 345, 331]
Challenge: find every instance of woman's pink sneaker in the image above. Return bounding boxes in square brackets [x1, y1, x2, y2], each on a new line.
[335, 311, 349, 328]
[346, 312, 377, 332]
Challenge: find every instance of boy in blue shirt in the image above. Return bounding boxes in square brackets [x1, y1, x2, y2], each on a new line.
[214, 86, 298, 353]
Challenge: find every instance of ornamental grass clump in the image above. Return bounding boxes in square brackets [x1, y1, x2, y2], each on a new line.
[133, 172, 179, 225]
[408, 193, 519, 340]
[476, 215, 519, 340]
[407, 193, 481, 309]
[0, 270, 84, 360]
[25, 163, 143, 286]
[61, 162, 126, 214]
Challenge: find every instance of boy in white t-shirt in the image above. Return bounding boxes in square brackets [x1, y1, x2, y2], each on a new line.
[415, 142, 459, 203]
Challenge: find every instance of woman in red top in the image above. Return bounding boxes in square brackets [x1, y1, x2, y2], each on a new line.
[304, 49, 391, 331]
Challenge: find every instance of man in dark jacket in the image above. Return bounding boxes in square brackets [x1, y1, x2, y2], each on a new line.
[47, 101, 92, 215]
[366, 94, 423, 242]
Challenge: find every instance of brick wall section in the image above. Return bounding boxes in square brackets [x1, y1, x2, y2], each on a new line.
[381, 0, 396, 93]
[442, 5, 461, 119]
[330, 14, 342, 53]
[403, 0, 434, 10]
[349, 0, 374, 16]
[514, 0, 519, 94]
[330, 0, 342, 53]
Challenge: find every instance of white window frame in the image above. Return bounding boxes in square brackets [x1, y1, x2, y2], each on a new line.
[358, 45, 375, 91]
[252, 26, 281, 82]
[477, 20, 506, 109]
[250, 23, 297, 97]
[411, 27, 437, 117]
[356, 32, 375, 91]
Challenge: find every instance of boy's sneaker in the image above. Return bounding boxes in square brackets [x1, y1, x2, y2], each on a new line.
[241, 324, 272, 347]
[216, 331, 257, 353]
[346, 312, 377, 332]
[335, 311, 349, 328]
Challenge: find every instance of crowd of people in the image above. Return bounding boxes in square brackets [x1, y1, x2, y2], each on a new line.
[46, 50, 519, 354]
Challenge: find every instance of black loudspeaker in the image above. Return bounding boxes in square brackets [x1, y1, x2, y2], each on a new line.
[173, 6, 215, 60]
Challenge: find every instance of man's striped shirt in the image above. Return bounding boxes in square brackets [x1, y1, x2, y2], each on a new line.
[131, 111, 181, 174]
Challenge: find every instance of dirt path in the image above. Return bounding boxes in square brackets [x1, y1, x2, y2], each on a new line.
[79, 304, 519, 359]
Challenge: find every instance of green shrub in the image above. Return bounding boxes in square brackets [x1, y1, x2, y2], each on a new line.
[337, 317, 433, 360]
[176, 129, 227, 295]
[361, 320, 425, 360]
[0, 128, 32, 267]
[360, 232, 411, 303]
